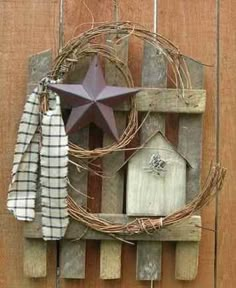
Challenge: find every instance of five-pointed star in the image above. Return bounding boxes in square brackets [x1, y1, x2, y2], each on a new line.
[48, 56, 139, 141]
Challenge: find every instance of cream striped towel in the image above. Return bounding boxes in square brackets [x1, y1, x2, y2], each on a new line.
[7, 79, 69, 240]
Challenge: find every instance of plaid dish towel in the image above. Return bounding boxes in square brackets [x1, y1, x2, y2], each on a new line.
[7, 80, 69, 240]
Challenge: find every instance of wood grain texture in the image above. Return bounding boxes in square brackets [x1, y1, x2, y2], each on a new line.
[116, 89, 206, 113]
[24, 239, 47, 278]
[119, 0, 154, 86]
[0, 1, 59, 285]
[60, 58, 91, 279]
[175, 242, 199, 281]
[217, 1, 236, 287]
[136, 37, 167, 281]
[25, 213, 201, 242]
[100, 36, 129, 280]
[178, 57, 204, 203]
[0, 214, 56, 288]
[158, 1, 217, 287]
[60, 239, 86, 279]
[61, 1, 113, 287]
[127, 133, 186, 216]
[136, 241, 162, 280]
[0, 0, 59, 214]
[175, 56, 204, 281]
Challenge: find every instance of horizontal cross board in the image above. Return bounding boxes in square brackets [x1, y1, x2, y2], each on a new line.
[115, 88, 206, 113]
[25, 213, 201, 241]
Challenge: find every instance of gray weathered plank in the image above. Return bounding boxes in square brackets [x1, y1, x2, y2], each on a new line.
[27, 49, 52, 94]
[100, 35, 129, 280]
[136, 41, 167, 281]
[24, 50, 52, 278]
[59, 58, 90, 279]
[115, 88, 206, 113]
[60, 239, 86, 279]
[175, 56, 204, 280]
[178, 58, 205, 202]
[24, 239, 47, 278]
[25, 214, 201, 242]
[136, 241, 162, 280]
[175, 242, 199, 280]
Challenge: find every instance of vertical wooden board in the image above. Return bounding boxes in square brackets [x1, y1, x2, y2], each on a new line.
[60, 240, 86, 279]
[218, 1, 236, 287]
[24, 239, 47, 278]
[135, 6, 168, 278]
[0, 1, 59, 286]
[60, 58, 90, 279]
[62, 1, 113, 287]
[100, 36, 128, 280]
[119, 0, 154, 86]
[100, 241, 123, 280]
[178, 114, 203, 203]
[158, 1, 217, 287]
[176, 56, 204, 281]
[0, 0, 60, 212]
[178, 57, 204, 203]
[136, 241, 162, 281]
[64, 0, 113, 42]
[116, 2, 157, 286]
[175, 242, 199, 281]
[27, 50, 52, 94]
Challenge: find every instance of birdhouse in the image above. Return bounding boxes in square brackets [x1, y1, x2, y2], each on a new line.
[127, 131, 188, 216]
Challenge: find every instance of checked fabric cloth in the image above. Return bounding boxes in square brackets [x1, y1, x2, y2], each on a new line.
[7, 79, 69, 240]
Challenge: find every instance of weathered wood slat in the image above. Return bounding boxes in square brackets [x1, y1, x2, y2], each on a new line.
[178, 58, 204, 202]
[25, 214, 201, 241]
[115, 89, 206, 113]
[27, 50, 52, 94]
[136, 241, 162, 280]
[60, 240, 86, 279]
[24, 50, 52, 278]
[24, 239, 47, 278]
[136, 40, 167, 281]
[175, 57, 204, 280]
[175, 242, 199, 280]
[59, 58, 90, 279]
[100, 36, 129, 280]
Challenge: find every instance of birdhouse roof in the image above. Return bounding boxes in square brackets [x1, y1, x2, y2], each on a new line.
[118, 130, 191, 171]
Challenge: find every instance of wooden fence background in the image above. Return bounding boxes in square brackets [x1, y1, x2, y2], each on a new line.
[0, 1, 235, 287]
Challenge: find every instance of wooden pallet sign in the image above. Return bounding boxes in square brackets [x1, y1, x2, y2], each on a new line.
[19, 33, 206, 281]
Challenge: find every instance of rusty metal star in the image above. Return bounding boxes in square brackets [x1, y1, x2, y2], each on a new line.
[48, 56, 139, 141]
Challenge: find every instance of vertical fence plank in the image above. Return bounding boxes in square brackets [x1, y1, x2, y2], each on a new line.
[175, 57, 204, 281]
[178, 57, 204, 203]
[158, 1, 217, 286]
[135, 2, 167, 281]
[62, 1, 113, 287]
[60, 58, 90, 279]
[100, 36, 129, 280]
[218, 1, 236, 287]
[24, 239, 47, 278]
[175, 242, 199, 280]
[0, 1, 59, 287]
[119, 0, 160, 285]
[135, 40, 167, 280]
